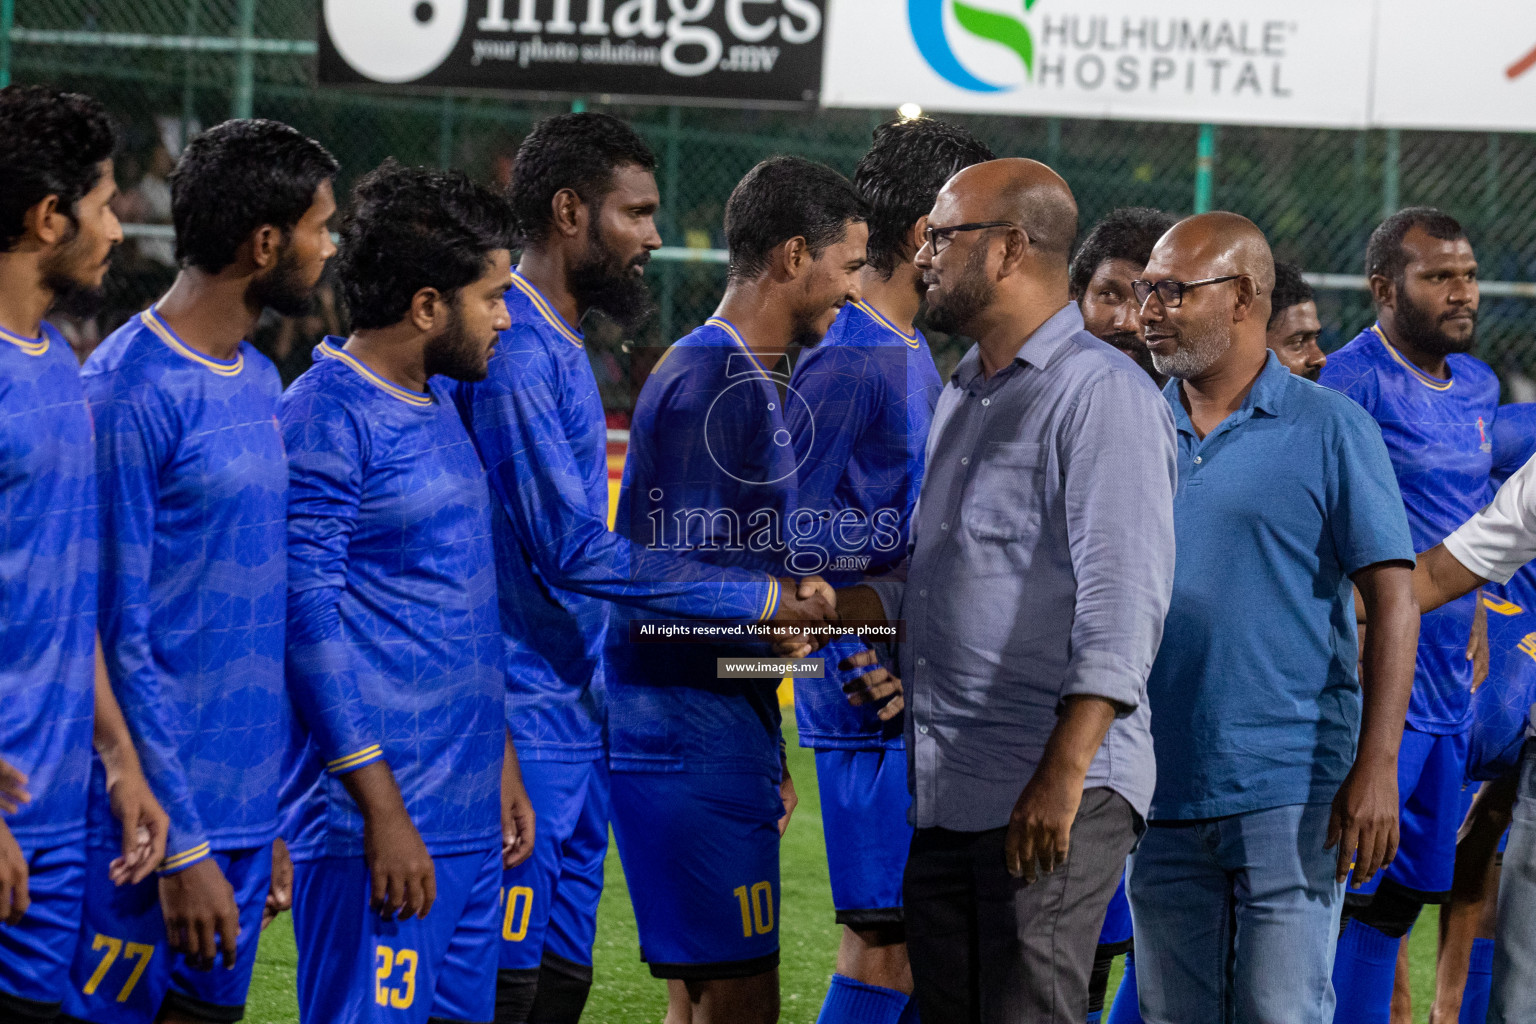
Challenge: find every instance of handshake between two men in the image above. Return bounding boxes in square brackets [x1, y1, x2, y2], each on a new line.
[769, 580, 903, 724]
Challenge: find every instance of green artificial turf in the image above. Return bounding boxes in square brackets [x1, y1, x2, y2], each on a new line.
[247, 730, 1447, 1022]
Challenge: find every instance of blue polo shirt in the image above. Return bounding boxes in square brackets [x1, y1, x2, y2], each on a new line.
[1148, 352, 1416, 821]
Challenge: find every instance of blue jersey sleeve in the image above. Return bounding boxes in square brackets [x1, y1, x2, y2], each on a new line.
[461, 331, 778, 621]
[92, 382, 208, 871]
[281, 389, 386, 778]
[1326, 399, 1418, 574]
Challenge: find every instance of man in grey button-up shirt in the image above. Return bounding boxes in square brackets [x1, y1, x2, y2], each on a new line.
[838, 159, 1176, 1024]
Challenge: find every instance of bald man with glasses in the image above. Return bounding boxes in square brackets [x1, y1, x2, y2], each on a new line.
[1125, 212, 1419, 1024]
[837, 159, 1176, 1023]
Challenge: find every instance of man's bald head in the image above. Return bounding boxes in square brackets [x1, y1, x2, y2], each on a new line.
[940, 158, 1078, 264]
[1154, 212, 1275, 317]
[1140, 212, 1277, 381]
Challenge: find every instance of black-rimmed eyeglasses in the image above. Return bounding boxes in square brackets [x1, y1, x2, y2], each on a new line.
[1131, 275, 1242, 308]
[922, 221, 1016, 257]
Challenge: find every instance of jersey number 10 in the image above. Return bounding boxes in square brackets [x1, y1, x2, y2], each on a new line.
[733, 881, 774, 938]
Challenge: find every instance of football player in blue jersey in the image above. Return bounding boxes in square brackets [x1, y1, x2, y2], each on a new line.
[606, 156, 866, 1024]
[455, 112, 834, 1024]
[782, 116, 990, 1024]
[62, 118, 338, 1024]
[0, 83, 167, 1024]
[282, 162, 535, 1024]
[1066, 205, 1176, 1024]
[1320, 208, 1498, 1024]
[1425, 403, 1536, 1024]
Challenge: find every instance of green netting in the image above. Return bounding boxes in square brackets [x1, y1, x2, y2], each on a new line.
[8, 0, 1536, 401]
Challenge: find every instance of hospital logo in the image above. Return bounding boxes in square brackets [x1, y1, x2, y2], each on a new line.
[908, 0, 1039, 94]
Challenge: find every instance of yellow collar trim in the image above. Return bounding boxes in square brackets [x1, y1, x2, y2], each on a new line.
[0, 324, 50, 357]
[509, 270, 583, 347]
[142, 308, 244, 377]
[1371, 324, 1453, 392]
[853, 301, 920, 348]
[706, 317, 771, 375]
[317, 341, 433, 407]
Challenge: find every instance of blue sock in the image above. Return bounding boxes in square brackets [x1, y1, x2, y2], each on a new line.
[816, 974, 909, 1024]
[1106, 952, 1144, 1024]
[1459, 937, 1495, 1024]
[1086, 1013, 1102, 1023]
[1331, 920, 1401, 1024]
[898, 995, 920, 1024]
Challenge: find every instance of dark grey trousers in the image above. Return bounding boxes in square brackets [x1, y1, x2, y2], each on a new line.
[903, 787, 1139, 1024]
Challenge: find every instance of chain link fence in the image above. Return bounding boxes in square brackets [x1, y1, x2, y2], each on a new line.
[7, 1, 1536, 407]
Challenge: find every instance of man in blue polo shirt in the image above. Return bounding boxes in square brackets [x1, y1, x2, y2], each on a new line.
[1126, 212, 1420, 1024]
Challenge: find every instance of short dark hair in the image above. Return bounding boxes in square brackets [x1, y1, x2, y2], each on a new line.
[725, 156, 868, 280]
[856, 117, 992, 276]
[510, 112, 656, 245]
[169, 118, 338, 273]
[0, 85, 117, 252]
[335, 160, 518, 331]
[1268, 261, 1315, 328]
[1365, 206, 1467, 284]
[1068, 207, 1177, 298]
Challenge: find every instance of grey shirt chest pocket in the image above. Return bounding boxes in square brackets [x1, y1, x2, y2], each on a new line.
[962, 441, 1047, 542]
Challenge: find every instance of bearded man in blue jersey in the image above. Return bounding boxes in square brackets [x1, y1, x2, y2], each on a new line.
[1320, 208, 1500, 1024]
[782, 116, 991, 1024]
[453, 113, 835, 1024]
[282, 162, 536, 1024]
[63, 117, 337, 1024]
[0, 83, 166, 1024]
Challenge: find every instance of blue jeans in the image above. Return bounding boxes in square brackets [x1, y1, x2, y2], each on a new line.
[1127, 803, 1345, 1024]
[1491, 739, 1536, 1023]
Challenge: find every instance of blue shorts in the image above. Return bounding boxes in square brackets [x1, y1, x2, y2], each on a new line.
[0, 840, 83, 1015]
[610, 770, 781, 980]
[1349, 724, 1469, 901]
[499, 759, 608, 971]
[814, 748, 911, 927]
[292, 846, 500, 1024]
[62, 844, 270, 1023]
[1097, 873, 1134, 949]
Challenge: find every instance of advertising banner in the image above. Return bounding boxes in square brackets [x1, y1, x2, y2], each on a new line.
[820, 0, 1377, 128]
[319, 0, 826, 105]
[1373, 2, 1536, 131]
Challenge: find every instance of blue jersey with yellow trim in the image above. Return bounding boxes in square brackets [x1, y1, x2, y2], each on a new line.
[785, 301, 940, 749]
[281, 341, 503, 859]
[1472, 571, 1536, 780]
[1477, 400, 1536, 771]
[0, 321, 97, 847]
[452, 271, 777, 762]
[605, 318, 793, 778]
[84, 310, 288, 869]
[1320, 324, 1499, 733]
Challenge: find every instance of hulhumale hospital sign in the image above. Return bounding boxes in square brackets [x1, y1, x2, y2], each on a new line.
[823, 0, 1373, 127]
[821, 0, 1536, 132]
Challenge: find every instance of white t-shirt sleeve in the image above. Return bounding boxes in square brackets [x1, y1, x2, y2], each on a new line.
[1444, 452, 1536, 584]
